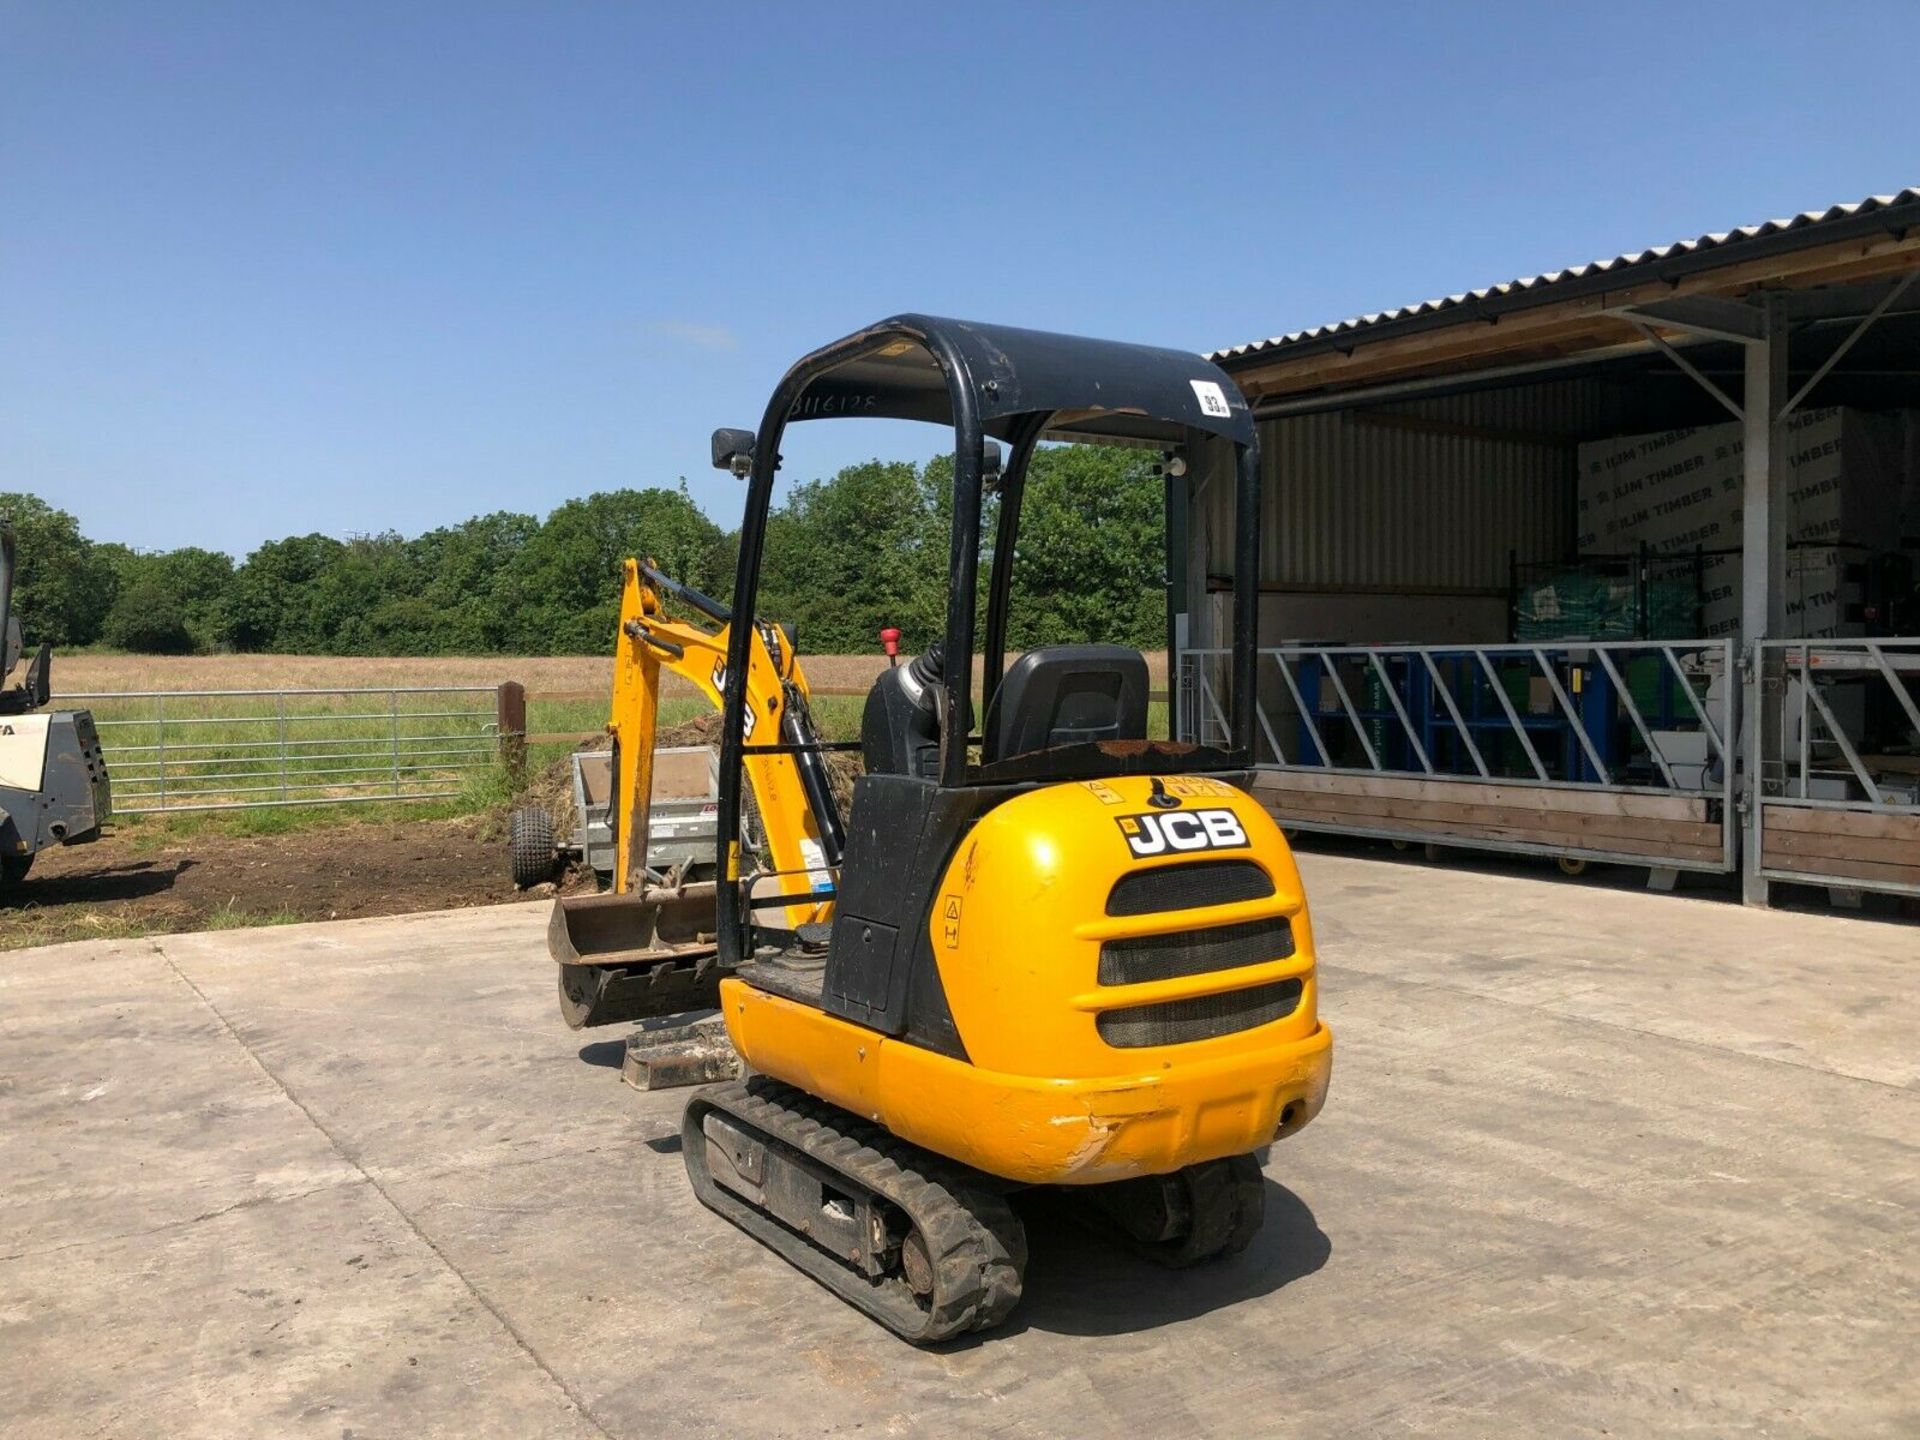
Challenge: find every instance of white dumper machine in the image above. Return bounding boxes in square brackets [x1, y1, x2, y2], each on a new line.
[0, 523, 111, 882]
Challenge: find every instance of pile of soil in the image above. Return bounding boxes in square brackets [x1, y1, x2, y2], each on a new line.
[1, 714, 869, 953]
[509, 714, 734, 844]
[2, 815, 525, 950]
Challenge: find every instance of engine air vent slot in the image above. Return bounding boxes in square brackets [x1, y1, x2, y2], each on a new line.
[1105, 860, 1273, 916]
[1098, 915, 1293, 987]
[1096, 978, 1304, 1048]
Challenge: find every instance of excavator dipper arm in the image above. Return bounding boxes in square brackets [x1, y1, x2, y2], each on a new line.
[548, 559, 843, 1029]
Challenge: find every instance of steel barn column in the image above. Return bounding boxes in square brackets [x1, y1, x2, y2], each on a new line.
[1740, 295, 1788, 907]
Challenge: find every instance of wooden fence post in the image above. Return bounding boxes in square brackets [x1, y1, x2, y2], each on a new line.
[496, 681, 527, 787]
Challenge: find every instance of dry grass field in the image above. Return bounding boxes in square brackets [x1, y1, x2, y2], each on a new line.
[56, 649, 1169, 695]
[54, 651, 905, 696]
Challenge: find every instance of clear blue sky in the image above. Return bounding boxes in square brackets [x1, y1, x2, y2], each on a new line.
[4, 1, 1916, 559]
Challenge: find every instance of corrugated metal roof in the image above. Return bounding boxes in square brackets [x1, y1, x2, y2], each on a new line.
[1212, 188, 1920, 364]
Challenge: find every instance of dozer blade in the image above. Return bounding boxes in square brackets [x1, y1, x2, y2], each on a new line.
[621, 1013, 741, 1090]
[549, 884, 733, 1029]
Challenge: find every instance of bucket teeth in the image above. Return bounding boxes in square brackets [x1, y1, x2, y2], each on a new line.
[554, 955, 728, 1029]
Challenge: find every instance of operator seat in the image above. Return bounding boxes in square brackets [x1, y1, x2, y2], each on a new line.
[862, 640, 1151, 774]
[985, 644, 1148, 762]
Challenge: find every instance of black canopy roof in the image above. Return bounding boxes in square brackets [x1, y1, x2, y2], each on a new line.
[779, 313, 1256, 448]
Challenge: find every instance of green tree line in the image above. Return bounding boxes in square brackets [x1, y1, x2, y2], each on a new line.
[1, 445, 1168, 657]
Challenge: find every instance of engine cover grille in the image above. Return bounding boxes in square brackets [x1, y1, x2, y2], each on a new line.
[1105, 860, 1273, 916]
[1098, 915, 1294, 987]
[1096, 979, 1304, 1048]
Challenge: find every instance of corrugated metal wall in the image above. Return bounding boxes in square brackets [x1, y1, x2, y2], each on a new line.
[1196, 376, 1682, 591]
[1186, 373, 1702, 647]
[1258, 407, 1568, 589]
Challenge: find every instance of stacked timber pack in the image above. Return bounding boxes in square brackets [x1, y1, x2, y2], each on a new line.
[1574, 408, 1911, 640]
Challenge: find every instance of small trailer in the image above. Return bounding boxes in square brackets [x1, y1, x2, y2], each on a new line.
[507, 744, 718, 890]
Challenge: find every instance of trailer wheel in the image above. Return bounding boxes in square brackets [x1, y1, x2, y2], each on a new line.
[1556, 856, 1589, 877]
[1, 854, 31, 885]
[509, 807, 558, 889]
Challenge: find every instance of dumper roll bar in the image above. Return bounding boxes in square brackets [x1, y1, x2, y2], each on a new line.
[714, 314, 1262, 963]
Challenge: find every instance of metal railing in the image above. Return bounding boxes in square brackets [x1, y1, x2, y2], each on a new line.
[1180, 640, 1737, 871]
[56, 686, 504, 815]
[1754, 639, 1920, 897]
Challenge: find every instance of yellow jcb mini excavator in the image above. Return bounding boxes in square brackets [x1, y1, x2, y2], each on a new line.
[547, 556, 844, 1028]
[559, 316, 1333, 1343]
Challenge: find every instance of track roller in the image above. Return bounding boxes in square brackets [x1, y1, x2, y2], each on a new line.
[1070, 1153, 1266, 1266]
[683, 1077, 1026, 1344]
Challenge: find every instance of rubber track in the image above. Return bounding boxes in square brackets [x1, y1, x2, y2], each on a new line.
[1066, 1152, 1266, 1268]
[683, 1077, 1026, 1344]
[1173, 1153, 1266, 1265]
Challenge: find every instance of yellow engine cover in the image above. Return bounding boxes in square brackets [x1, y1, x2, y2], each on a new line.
[721, 773, 1333, 1184]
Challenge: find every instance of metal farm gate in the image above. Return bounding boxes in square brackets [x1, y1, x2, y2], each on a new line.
[57, 686, 506, 815]
[1752, 640, 1920, 898]
[1179, 640, 1738, 880]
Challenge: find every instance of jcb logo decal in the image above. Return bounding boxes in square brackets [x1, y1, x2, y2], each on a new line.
[710, 659, 757, 740]
[1116, 808, 1248, 857]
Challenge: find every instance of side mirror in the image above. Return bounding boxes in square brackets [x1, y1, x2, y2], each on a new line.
[981, 438, 1005, 493]
[23, 641, 49, 709]
[711, 428, 756, 478]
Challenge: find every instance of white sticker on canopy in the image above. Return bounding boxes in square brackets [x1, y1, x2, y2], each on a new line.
[1189, 379, 1232, 419]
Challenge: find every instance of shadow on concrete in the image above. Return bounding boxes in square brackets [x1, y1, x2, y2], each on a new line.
[1768, 880, 1920, 927]
[1293, 829, 1920, 926]
[1291, 827, 1724, 902]
[1001, 1178, 1329, 1339]
[3, 857, 197, 907]
[576, 1039, 626, 1069]
[633, 1008, 721, 1032]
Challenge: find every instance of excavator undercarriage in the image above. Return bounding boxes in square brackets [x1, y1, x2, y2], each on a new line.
[683, 1074, 1272, 1340]
[685, 1078, 1027, 1343]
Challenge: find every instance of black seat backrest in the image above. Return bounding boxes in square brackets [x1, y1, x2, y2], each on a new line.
[987, 644, 1149, 762]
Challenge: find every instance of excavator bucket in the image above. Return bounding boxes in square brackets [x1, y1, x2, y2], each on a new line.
[549, 883, 733, 1029]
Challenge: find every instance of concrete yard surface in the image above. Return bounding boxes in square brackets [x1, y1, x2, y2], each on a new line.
[2, 854, 1916, 1438]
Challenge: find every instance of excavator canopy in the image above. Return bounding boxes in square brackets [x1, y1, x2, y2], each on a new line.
[713, 314, 1266, 966]
[769, 313, 1257, 448]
